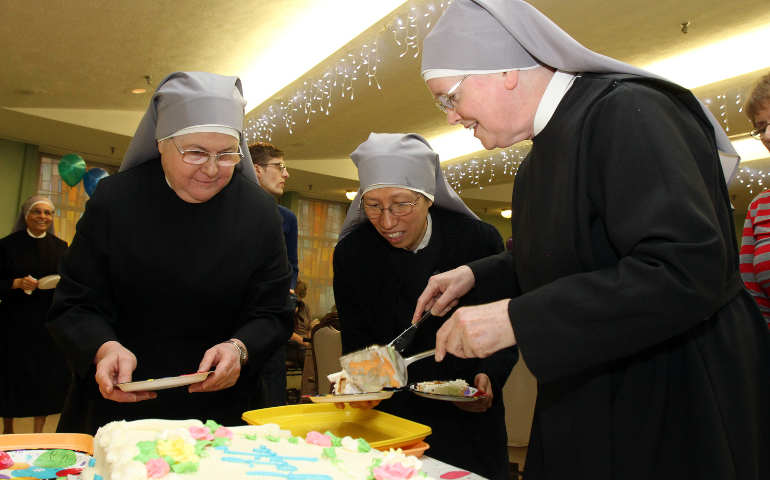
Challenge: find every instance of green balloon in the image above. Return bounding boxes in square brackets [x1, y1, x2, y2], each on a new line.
[58, 153, 87, 187]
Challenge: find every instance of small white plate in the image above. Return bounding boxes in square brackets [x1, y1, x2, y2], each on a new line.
[37, 274, 61, 290]
[117, 371, 213, 392]
[409, 384, 484, 402]
[307, 391, 394, 403]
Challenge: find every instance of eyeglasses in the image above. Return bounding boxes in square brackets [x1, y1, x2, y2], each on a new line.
[171, 139, 242, 166]
[259, 162, 288, 173]
[434, 75, 471, 114]
[29, 207, 54, 216]
[362, 195, 422, 218]
[750, 123, 768, 139]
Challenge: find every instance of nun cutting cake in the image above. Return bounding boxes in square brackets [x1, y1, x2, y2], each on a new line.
[47, 72, 293, 435]
[411, 1, 770, 479]
[333, 133, 516, 479]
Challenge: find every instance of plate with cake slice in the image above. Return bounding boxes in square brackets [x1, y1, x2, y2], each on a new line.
[409, 380, 487, 402]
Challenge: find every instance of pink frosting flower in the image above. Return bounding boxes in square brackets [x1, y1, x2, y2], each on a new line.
[0, 451, 13, 469]
[214, 426, 233, 439]
[373, 463, 417, 480]
[188, 426, 215, 441]
[305, 431, 332, 447]
[146, 458, 171, 478]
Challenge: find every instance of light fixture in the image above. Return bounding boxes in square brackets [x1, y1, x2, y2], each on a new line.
[642, 24, 770, 89]
[426, 129, 485, 163]
[732, 136, 770, 163]
[345, 190, 358, 201]
[500, 209, 512, 219]
[130, 88, 147, 95]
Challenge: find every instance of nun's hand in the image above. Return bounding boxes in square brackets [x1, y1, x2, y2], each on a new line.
[412, 266, 475, 323]
[435, 299, 516, 361]
[12, 275, 38, 292]
[190, 341, 242, 393]
[94, 341, 157, 402]
[453, 373, 493, 412]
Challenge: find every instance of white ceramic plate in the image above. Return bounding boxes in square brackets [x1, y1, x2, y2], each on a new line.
[37, 274, 61, 290]
[409, 384, 484, 402]
[117, 371, 213, 392]
[307, 391, 394, 403]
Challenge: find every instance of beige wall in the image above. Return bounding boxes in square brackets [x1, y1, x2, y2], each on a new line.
[0, 138, 40, 236]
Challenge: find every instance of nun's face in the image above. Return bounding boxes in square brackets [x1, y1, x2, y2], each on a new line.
[25, 203, 54, 235]
[362, 187, 432, 251]
[159, 132, 238, 203]
[427, 72, 534, 149]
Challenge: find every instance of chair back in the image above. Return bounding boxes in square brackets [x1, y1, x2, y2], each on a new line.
[311, 325, 342, 395]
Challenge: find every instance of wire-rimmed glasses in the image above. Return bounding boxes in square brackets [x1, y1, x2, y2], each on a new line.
[171, 138, 242, 166]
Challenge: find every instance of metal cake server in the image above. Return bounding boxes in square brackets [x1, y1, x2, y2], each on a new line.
[387, 310, 432, 353]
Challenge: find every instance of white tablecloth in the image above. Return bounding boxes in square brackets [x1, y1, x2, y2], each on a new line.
[420, 455, 488, 479]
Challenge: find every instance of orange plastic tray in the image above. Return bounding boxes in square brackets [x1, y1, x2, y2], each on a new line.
[242, 404, 431, 450]
[0, 433, 94, 455]
[398, 440, 429, 457]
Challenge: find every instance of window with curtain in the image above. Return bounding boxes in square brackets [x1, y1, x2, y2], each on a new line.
[37, 155, 116, 245]
[296, 198, 348, 320]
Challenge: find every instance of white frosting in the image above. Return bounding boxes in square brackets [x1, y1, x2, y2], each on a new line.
[82, 419, 433, 480]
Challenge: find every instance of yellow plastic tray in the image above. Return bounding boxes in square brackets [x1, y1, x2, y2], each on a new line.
[242, 404, 431, 450]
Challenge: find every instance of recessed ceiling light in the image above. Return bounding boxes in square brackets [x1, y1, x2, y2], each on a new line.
[131, 88, 147, 95]
[345, 190, 357, 201]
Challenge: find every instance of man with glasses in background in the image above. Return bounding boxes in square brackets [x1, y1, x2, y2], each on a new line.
[739, 71, 770, 333]
[249, 142, 299, 407]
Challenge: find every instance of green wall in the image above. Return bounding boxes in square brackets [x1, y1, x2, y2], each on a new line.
[0, 139, 40, 236]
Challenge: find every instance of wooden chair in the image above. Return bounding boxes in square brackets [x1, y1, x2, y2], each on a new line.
[311, 325, 342, 395]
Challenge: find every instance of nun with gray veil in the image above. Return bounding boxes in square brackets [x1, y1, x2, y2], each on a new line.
[412, 1, 770, 479]
[1, 196, 69, 434]
[333, 132, 516, 479]
[48, 71, 293, 435]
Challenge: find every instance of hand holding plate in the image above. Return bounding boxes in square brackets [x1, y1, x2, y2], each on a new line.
[95, 340, 157, 402]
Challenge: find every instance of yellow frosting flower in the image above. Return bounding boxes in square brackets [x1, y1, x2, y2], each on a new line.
[156, 438, 199, 464]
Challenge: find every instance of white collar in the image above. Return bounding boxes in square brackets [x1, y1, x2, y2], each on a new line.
[533, 71, 577, 137]
[412, 213, 432, 253]
[26, 228, 46, 239]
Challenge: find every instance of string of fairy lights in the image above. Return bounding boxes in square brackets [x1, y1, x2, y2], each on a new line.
[243, 0, 760, 196]
[733, 167, 768, 198]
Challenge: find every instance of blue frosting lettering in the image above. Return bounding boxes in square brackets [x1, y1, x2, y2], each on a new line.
[214, 445, 332, 480]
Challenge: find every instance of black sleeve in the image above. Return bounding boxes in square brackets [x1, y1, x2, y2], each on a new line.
[0, 237, 13, 299]
[47, 186, 118, 379]
[333, 238, 377, 354]
[509, 84, 737, 383]
[233, 203, 294, 372]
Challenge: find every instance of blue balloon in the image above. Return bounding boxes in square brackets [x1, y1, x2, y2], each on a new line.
[83, 168, 109, 196]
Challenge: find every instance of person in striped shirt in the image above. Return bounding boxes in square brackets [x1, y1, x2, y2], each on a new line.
[740, 71, 770, 329]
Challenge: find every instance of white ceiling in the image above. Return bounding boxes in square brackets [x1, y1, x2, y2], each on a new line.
[2, 0, 769, 215]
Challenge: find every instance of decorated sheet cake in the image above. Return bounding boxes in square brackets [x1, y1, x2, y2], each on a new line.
[82, 419, 433, 480]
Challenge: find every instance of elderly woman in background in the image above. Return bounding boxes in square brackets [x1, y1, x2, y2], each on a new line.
[333, 133, 516, 479]
[1, 196, 69, 433]
[47, 72, 292, 435]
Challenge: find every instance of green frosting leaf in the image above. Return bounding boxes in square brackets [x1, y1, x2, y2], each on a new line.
[212, 437, 228, 447]
[322, 447, 337, 460]
[205, 419, 222, 434]
[266, 435, 280, 443]
[171, 461, 200, 473]
[244, 434, 257, 441]
[33, 449, 77, 468]
[133, 441, 160, 463]
[194, 440, 213, 457]
[357, 438, 371, 453]
[287, 436, 299, 444]
[324, 431, 342, 447]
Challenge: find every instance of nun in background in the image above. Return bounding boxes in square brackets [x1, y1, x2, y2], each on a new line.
[0, 196, 69, 434]
[333, 133, 516, 479]
[412, 1, 770, 479]
[48, 72, 293, 435]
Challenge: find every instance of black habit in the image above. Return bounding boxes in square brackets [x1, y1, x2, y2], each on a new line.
[0, 230, 69, 417]
[333, 207, 516, 480]
[47, 160, 293, 435]
[469, 74, 770, 479]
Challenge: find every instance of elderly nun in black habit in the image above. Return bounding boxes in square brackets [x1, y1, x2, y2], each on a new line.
[332, 133, 516, 479]
[48, 72, 293, 435]
[412, 1, 770, 479]
[1, 196, 69, 434]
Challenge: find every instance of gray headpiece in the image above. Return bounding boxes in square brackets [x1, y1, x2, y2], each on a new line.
[119, 71, 256, 182]
[13, 195, 55, 234]
[339, 133, 477, 240]
[421, 0, 739, 184]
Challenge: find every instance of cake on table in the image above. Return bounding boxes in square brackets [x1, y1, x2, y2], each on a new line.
[82, 418, 433, 480]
